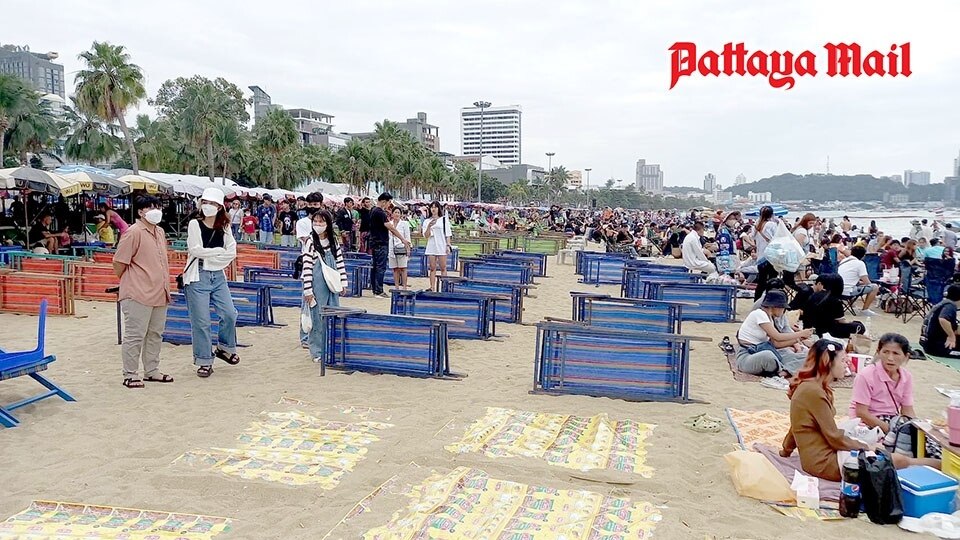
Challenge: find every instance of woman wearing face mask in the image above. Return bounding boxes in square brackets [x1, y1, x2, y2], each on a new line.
[183, 188, 239, 378]
[388, 206, 411, 290]
[422, 201, 452, 291]
[301, 210, 348, 363]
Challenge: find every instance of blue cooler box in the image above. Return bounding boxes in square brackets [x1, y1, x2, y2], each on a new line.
[899, 466, 959, 518]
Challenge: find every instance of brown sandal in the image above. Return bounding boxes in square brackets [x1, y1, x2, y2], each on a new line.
[144, 373, 174, 383]
[197, 366, 213, 378]
[215, 349, 240, 365]
[122, 378, 144, 388]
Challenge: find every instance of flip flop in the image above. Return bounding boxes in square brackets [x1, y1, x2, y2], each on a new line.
[144, 374, 174, 383]
[684, 413, 723, 434]
[718, 336, 735, 354]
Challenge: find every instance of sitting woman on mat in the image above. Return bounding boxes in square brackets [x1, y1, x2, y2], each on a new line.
[184, 187, 239, 378]
[736, 289, 813, 377]
[782, 339, 938, 481]
[301, 209, 347, 364]
[850, 332, 943, 464]
[920, 284, 960, 359]
[795, 273, 866, 339]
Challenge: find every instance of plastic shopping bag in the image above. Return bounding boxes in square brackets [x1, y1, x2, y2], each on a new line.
[763, 221, 806, 273]
[300, 304, 313, 333]
[724, 450, 795, 502]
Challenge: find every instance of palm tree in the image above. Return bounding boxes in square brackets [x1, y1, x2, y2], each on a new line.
[64, 99, 122, 165]
[176, 80, 234, 181]
[0, 74, 37, 166]
[213, 119, 246, 181]
[133, 114, 177, 172]
[74, 41, 146, 173]
[507, 179, 529, 206]
[547, 166, 569, 201]
[253, 108, 298, 188]
[5, 95, 65, 165]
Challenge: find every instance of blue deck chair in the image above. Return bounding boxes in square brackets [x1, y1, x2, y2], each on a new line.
[621, 267, 702, 298]
[244, 268, 303, 307]
[390, 290, 500, 339]
[532, 320, 708, 403]
[1, 300, 76, 428]
[898, 257, 955, 323]
[493, 250, 549, 277]
[640, 281, 738, 322]
[322, 308, 454, 378]
[438, 276, 532, 324]
[818, 247, 838, 275]
[576, 251, 630, 277]
[461, 259, 534, 285]
[863, 253, 882, 282]
[569, 292, 686, 334]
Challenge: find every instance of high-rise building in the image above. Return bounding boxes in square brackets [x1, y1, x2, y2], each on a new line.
[398, 112, 440, 152]
[248, 85, 282, 123]
[703, 173, 716, 193]
[286, 108, 335, 146]
[0, 44, 65, 98]
[566, 170, 582, 190]
[734, 173, 747, 186]
[954, 150, 960, 177]
[461, 104, 521, 166]
[635, 159, 663, 193]
[903, 170, 931, 186]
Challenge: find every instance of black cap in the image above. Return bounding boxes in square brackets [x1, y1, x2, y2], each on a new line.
[377, 192, 393, 202]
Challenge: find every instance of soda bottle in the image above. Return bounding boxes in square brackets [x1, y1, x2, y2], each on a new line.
[839, 450, 861, 518]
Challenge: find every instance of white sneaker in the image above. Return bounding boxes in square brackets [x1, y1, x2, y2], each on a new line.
[760, 376, 789, 390]
[860, 309, 878, 317]
[312, 357, 322, 363]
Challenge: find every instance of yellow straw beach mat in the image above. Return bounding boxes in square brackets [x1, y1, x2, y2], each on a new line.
[362, 467, 661, 539]
[175, 410, 392, 488]
[446, 407, 655, 476]
[0, 500, 231, 539]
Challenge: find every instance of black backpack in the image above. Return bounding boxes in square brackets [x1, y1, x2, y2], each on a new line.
[858, 450, 904, 525]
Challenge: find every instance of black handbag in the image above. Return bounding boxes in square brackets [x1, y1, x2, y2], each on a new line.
[176, 258, 198, 291]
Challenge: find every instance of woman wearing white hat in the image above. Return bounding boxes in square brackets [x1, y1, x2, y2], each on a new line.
[183, 187, 240, 378]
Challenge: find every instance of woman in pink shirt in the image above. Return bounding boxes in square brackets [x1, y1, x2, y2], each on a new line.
[850, 333, 941, 465]
[99, 203, 129, 240]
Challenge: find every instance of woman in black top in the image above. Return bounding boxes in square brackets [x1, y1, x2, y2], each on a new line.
[798, 273, 865, 339]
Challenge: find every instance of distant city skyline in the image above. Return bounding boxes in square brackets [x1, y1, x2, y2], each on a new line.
[3, 0, 957, 187]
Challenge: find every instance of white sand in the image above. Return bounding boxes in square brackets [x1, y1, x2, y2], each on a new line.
[1, 258, 953, 539]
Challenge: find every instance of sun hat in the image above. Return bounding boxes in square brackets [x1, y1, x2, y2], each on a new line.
[200, 187, 225, 206]
[760, 289, 789, 309]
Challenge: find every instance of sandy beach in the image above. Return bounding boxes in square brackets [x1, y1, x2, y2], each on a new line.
[1, 254, 956, 540]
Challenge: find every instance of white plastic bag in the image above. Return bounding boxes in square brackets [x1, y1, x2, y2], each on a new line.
[763, 221, 805, 272]
[300, 304, 313, 333]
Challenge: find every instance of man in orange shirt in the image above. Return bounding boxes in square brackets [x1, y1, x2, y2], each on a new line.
[112, 196, 173, 388]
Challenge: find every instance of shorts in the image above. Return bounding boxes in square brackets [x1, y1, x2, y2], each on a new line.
[846, 283, 878, 296]
[389, 254, 408, 269]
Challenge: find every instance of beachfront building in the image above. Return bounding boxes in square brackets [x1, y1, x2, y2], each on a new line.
[288, 108, 335, 146]
[954, 151, 960, 176]
[0, 44, 65, 98]
[461, 104, 522, 166]
[904, 170, 931, 186]
[703, 173, 716, 193]
[566, 170, 583, 190]
[635, 159, 664, 193]
[248, 86, 280, 124]
[398, 112, 440, 152]
[748, 191, 772, 202]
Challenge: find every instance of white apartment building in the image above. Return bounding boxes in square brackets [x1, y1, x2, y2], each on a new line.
[903, 170, 931, 186]
[635, 159, 663, 193]
[461, 104, 522, 166]
[703, 173, 716, 193]
[566, 170, 582, 190]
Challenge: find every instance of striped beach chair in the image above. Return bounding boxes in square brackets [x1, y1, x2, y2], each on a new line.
[460, 259, 534, 285]
[227, 282, 277, 326]
[0, 271, 75, 315]
[390, 290, 500, 340]
[533, 320, 707, 403]
[641, 282, 739, 323]
[244, 268, 302, 307]
[322, 308, 453, 378]
[569, 292, 686, 334]
[438, 276, 531, 324]
[161, 293, 220, 345]
[493, 250, 548, 277]
[576, 251, 630, 276]
[621, 267, 703, 298]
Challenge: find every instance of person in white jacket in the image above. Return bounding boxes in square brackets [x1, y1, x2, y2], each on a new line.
[681, 221, 718, 276]
[183, 187, 239, 378]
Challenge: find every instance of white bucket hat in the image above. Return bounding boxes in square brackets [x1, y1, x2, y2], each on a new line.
[200, 187, 225, 206]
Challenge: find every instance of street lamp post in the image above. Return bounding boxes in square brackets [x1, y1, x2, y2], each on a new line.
[584, 167, 591, 190]
[545, 152, 555, 204]
[473, 100, 491, 202]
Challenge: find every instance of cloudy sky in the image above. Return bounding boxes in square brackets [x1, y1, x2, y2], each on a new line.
[5, 0, 958, 188]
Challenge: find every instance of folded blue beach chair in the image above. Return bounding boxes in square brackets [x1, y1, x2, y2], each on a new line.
[438, 276, 532, 324]
[640, 282, 739, 323]
[1, 300, 75, 428]
[390, 290, 500, 339]
[569, 292, 686, 334]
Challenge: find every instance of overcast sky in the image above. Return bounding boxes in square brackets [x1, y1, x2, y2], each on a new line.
[4, 0, 958, 188]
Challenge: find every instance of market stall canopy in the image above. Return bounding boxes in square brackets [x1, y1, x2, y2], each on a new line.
[116, 174, 162, 194]
[7, 167, 82, 197]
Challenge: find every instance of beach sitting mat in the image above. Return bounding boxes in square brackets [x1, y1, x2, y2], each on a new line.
[724, 352, 854, 388]
[0, 500, 231, 539]
[726, 409, 846, 451]
[175, 410, 392, 488]
[362, 467, 661, 539]
[446, 407, 655, 477]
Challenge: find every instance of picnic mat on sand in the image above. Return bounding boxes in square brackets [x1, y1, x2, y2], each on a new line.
[174, 410, 392, 488]
[725, 352, 854, 388]
[361, 467, 662, 539]
[0, 500, 231, 538]
[445, 407, 655, 477]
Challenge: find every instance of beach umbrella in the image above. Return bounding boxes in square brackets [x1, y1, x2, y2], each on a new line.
[116, 174, 161, 194]
[9, 167, 82, 197]
[0, 168, 18, 189]
[60, 171, 132, 197]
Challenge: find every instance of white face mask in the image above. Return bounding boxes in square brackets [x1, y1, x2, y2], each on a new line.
[144, 209, 163, 225]
[313, 224, 327, 234]
[201, 204, 219, 217]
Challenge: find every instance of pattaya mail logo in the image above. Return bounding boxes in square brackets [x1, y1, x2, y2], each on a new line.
[668, 42, 911, 89]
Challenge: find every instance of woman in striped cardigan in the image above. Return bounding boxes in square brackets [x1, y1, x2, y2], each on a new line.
[302, 210, 348, 363]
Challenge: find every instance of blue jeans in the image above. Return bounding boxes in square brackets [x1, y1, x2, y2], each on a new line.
[370, 243, 388, 294]
[259, 230, 274, 244]
[308, 251, 341, 360]
[231, 223, 240, 238]
[184, 269, 237, 366]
